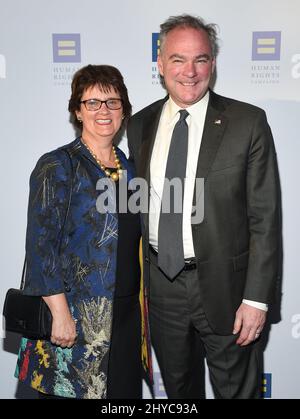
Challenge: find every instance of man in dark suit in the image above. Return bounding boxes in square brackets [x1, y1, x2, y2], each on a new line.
[127, 14, 281, 399]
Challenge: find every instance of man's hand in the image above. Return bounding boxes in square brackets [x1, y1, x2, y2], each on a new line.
[233, 303, 266, 346]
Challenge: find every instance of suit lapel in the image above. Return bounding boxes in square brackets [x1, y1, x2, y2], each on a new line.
[196, 92, 228, 178]
[139, 92, 227, 182]
[138, 98, 167, 181]
[193, 92, 228, 207]
[138, 98, 167, 232]
[138, 93, 228, 228]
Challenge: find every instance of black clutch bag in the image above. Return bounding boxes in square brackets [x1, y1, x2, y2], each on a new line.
[3, 288, 52, 340]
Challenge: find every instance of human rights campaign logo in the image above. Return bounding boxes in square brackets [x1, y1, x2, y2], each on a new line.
[261, 373, 272, 398]
[152, 33, 160, 62]
[52, 34, 81, 63]
[252, 31, 281, 61]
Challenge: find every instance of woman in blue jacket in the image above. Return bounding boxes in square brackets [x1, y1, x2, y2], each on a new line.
[15, 65, 151, 399]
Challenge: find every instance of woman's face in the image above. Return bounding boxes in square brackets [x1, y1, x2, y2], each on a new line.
[76, 85, 123, 143]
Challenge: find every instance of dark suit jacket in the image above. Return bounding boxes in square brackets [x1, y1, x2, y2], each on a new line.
[127, 91, 281, 334]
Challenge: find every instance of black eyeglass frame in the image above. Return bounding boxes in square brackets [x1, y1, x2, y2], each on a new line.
[80, 98, 123, 111]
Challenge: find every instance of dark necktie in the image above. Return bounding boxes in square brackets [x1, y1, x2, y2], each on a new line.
[157, 109, 189, 279]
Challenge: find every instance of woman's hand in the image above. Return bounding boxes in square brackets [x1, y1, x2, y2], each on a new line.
[50, 313, 77, 348]
[43, 293, 77, 348]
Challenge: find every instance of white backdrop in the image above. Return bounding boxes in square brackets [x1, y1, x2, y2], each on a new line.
[0, 0, 299, 399]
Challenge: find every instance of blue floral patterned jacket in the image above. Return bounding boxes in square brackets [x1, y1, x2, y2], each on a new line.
[15, 137, 151, 398]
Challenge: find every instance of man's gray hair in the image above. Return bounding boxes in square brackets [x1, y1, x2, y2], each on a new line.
[159, 14, 219, 57]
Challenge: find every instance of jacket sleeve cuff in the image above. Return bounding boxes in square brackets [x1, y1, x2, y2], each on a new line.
[242, 299, 268, 312]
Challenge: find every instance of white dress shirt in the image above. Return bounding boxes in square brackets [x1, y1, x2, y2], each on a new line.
[149, 93, 209, 258]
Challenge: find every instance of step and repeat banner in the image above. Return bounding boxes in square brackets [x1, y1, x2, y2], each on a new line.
[0, 0, 299, 399]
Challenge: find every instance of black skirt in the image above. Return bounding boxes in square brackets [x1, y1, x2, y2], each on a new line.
[107, 183, 142, 399]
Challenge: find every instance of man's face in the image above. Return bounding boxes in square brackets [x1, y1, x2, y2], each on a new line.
[158, 27, 215, 108]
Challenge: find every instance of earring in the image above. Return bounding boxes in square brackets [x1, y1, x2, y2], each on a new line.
[77, 118, 82, 123]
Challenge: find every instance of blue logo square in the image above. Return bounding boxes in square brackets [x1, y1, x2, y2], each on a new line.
[252, 31, 281, 61]
[52, 34, 81, 63]
[262, 373, 272, 398]
[152, 33, 160, 62]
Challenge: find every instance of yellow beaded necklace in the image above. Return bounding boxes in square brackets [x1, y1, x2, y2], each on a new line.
[81, 139, 122, 182]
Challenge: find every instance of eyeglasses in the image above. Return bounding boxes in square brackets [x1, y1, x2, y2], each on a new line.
[80, 98, 123, 111]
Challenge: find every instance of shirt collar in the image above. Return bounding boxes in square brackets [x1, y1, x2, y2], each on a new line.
[165, 90, 210, 124]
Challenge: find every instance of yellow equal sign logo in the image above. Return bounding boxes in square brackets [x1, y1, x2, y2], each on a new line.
[58, 40, 76, 57]
[257, 37, 276, 55]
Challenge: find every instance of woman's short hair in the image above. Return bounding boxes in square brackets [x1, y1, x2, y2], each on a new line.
[69, 64, 132, 130]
